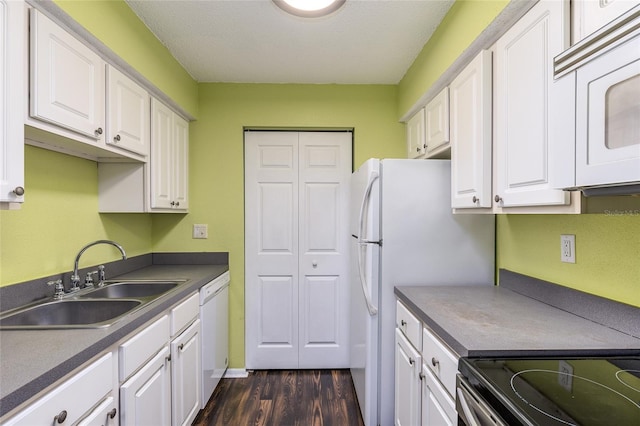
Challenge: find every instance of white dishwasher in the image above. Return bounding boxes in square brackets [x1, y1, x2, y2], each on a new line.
[200, 271, 230, 408]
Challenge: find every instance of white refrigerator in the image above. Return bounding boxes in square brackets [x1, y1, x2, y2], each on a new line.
[349, 159, 495, 426]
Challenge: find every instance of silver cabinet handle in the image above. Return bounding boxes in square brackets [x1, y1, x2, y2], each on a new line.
[408, 357, 415, 365]
[178, 343, 184, 351]
[472, 196, 478, 203]
[113, 134, 121, 142]
[108, 408, 117, 419]
[54, 410, 67, 424]
[494, 195, 502, 203]
[13, 186, 24, 196]
[401, 319, 407, 326]
[431, 357, 439, 367]
[95, 127, 103, 136]
[419, 372, 425, 380]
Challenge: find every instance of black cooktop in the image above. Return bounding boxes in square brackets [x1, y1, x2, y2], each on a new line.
[459, 356, 640, 426]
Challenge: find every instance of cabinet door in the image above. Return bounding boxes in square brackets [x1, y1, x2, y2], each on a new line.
[425, 87, 450, 157]
[420, 365, 455, 426]
[30, 9, 105, 140]
[572, 0, 638, 43]
[77, 396, 117, 426]
[150, 98, 174, 209]
[0, 0, 24, 204]
[172, 113, 189, 210]
[171, 319, 202, 426]
[106, 65, 150, 156]
[394, 329, 421, 426]
[450, 50, 492, 209]
[407, 108, 426, 158]
[494, 0, 570, 208]
[120, 346, 172, 426]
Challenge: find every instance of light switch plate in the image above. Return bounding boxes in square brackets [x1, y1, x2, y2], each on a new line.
[193, 224, 208, 239]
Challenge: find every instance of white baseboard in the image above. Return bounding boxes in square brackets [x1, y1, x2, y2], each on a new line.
[224, 368, 249, 378]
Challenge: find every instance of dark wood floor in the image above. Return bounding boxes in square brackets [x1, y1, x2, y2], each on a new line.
[193, 369, 365, 426]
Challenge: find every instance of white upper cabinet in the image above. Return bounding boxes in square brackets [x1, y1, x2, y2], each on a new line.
[0, 0, 25, 206]
[406, 108, 426, 158]
[572, 0, 639, 43]
[493, 0, 571, 208]
[450, 50, 492, 209]
[150, 98, 189, 211]
[106, 65, 150, 157]
[424, 87, 450, 158]
[30, 9, 105, 141]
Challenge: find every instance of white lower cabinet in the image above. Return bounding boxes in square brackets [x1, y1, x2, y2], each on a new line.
[395, 301, 458, 426]
[421, 364, 456, 426]
[120, 346, 172, 426]
[77, 396, 118, 426]
[171, 319, 202, 426]
[3, 353, 114, 426]
[394, 329, 422, 426]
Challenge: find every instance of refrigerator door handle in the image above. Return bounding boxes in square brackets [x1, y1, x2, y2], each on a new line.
[357, 170, 379, 316]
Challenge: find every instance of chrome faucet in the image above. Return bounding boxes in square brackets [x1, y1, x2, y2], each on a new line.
[70, 240, 127, 291]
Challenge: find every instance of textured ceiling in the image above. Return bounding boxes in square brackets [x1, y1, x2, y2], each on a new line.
[126, 0, 455, 84]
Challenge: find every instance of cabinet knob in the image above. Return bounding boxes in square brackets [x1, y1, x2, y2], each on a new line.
[108, 408, 117, 419]
[416, 147, 421, 153]
[494, 195, 502, 203]
[423, 143, 427, 149]
[54, 410, 67, 424]
[165, 354, 171, 363]
[95, 127, 103, 136]
[419, 372, 425, 380]
[175, 201, 180, 207]
[312, 260, 318, 268]
[113, 134, 121, 142]
[401, 320, 407, 326]
[178, 343, 185, 351]
[431, 357, 439, 367]
[170, 201, 176, 206]
[409, 357, 415, 366]
[472, 196, 478, 203]
[12, 186, 25, 196]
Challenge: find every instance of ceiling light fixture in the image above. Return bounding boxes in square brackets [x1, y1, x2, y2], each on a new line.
[273, 0, 346, 18]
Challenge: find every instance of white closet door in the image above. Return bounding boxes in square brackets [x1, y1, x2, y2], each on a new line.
[298, 132, 351, 368]
[245, 131, 351, 369]
[245, 131, 300, 369]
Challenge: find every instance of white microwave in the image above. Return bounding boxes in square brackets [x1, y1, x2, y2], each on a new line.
[554, 6, 640, 195]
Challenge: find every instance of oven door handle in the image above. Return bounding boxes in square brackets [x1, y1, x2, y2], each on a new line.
[457, 387, 481, 426]
[457, 375, 507, 426]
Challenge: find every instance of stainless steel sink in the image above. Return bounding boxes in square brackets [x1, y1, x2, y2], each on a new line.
[79, 281, 181, 299]
[0, 299, 143, 329]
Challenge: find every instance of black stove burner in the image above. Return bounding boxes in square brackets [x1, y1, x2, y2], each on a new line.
[459, 356, 640, 426]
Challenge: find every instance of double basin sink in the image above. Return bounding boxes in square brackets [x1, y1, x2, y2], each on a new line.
[0, 280, 186, 330]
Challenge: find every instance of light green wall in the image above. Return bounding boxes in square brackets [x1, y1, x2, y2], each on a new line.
[54, 0, 199, 117]
[498, 214, 640, 307]
[0, 146, 153, 285]
[397, 0, 508, 117]
[151, 83, 404, 368]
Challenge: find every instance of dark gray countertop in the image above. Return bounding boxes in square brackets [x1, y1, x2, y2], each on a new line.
[395, 280, 640, 358]
[0, 260, 228, 418]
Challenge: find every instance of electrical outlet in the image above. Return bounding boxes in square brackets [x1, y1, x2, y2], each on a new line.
[560, 234, 575, 263]
[558, 360, 574, 392]
[193, 224, 208, 239]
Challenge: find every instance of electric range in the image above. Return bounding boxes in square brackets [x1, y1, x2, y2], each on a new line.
[457, 356, 640, 426]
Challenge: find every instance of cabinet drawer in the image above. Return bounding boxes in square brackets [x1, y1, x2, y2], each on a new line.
[396, 301, 421, 349]
[422, 326, 458, 398]
[119, 315, 170, 381]
[3, 353, 113, 426]
[171, 292, 199, 336]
